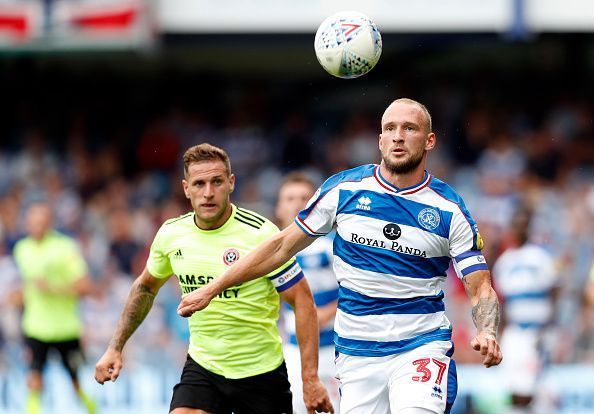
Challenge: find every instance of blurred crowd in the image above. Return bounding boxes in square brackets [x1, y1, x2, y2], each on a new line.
[0, 55, 594, 377]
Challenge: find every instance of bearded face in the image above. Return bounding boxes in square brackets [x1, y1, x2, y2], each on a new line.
[379, 101, 435, 176]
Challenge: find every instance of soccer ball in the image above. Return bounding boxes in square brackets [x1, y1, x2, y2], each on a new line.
[314, 11, 382, 79]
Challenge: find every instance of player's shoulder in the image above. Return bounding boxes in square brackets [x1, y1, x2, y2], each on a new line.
[163, 211, 194, 227]
[155, 212, 194, 241]
[16, 231, 73, 249]
[427, 175, 465, 205]
[321, 164, 376, 192]
[13, 236, 29, 254]
[494, 247, 515, 265]
[233, 206, 275, 232]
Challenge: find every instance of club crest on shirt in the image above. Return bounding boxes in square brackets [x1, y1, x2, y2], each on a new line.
[417, 208, 440, 230]
[223, 249, 240, 266]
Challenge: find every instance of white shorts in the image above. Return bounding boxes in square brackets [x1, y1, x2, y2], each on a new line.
[284, 343, 341, 414]
[500, 326, 542, 396]
[335, 341, 457, 414]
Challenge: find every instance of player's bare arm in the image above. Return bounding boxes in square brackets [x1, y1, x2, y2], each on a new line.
[178, 222, 314, 317]
[95, 267, 170, 384]
[280, 278, 334, 414]
[462, 269, 503, 368]
[316, 300, 338, 327]
[109, 273, 162, 352]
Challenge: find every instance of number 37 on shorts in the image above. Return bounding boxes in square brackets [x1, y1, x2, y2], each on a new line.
[412, 358, 447, 385]
[335, 341, 457, 413]
[398, 349, 457, 412]
[401, 348, 457, 412]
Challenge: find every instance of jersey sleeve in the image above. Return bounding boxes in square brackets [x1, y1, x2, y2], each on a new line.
[146, 225, 173, 278]
[295, 182, 339, 237]
[449, 207, 489, 279]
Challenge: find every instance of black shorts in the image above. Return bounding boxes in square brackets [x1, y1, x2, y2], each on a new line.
[24, 336, 84, 380]
[170, 355, 293, 414]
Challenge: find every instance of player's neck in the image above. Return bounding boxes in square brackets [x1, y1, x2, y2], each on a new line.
[194, 204, 233, 230]
[379, 163, 426, 189]
[31, 230, 50, 242]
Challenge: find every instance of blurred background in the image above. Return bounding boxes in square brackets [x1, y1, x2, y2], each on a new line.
[1, 0, 594, 413]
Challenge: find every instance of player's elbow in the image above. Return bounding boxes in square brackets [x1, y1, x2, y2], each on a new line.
[281, 278, 314, 310]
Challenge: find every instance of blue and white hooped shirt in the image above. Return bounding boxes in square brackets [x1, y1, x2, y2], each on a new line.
[295, 164, 488, 357]
[283, 236, 338, 348]
[493, 243, 557, 330]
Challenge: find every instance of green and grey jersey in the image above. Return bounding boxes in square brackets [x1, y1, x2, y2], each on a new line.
[147, 204, 304, 379]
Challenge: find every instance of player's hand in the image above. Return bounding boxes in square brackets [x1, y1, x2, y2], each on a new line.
[177, 287, 214, 317]
[470, 331, 502, 368]
[94, 348, 123, 384]
[303, 375, 334, 413]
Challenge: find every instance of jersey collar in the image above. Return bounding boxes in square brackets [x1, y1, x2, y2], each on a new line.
[374, 165, 432, 195]
[193, 204, 237, 233]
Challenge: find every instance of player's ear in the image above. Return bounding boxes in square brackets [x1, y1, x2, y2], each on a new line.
[182, 179, 190, 198]
[425, 132, 436, 151]
[229, 174, 235, 193]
